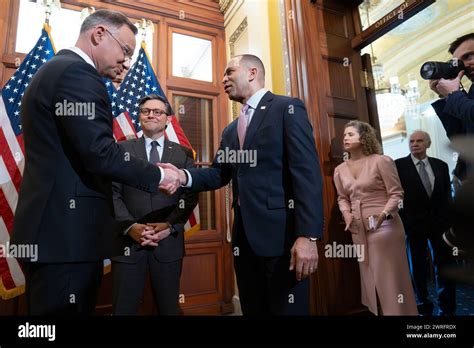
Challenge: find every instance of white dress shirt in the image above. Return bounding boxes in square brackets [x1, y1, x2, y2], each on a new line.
[144, 134, 165, 162]
[411, 154, 435, 188]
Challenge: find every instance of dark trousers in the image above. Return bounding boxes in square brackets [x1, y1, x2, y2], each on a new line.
[406, 224, 456, 315]
[233, 207, 309, 315]
[24, 261, 103, 315]
[112, 251, 182, 315]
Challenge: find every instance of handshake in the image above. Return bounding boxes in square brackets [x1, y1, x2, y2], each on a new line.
[157, 163, 188, 195]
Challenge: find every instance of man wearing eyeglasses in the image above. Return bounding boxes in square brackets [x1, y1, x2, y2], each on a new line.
[12, 10, 181, 315]
[111, 94, 198, 315]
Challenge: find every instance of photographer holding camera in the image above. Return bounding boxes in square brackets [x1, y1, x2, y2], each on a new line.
[425, 33, 474, 183]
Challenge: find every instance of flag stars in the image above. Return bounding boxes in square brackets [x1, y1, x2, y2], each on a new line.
[8, 97, 14, 103]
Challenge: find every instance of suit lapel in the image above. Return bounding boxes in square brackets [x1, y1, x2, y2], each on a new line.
[161, 139, 174, 163]
[405, 155, 430, 199]
[229, 121, 239, 150]
[134, 137, 148, 161]
[428, 157, 440, 197]
[242, 91, 273, 150]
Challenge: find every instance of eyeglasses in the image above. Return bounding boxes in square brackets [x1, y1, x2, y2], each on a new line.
[139, 108, 168, 117]
[105, 28, 133, 63]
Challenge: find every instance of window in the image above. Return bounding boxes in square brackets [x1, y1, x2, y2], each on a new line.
[16, 0, 153, 63]
[172, 32, 212, 82]
[173, 95, 215, 230]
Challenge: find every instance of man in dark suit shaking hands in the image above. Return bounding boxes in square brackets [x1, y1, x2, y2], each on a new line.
[395, 130, 456, 315]
[112, 94, 198, 315]
[11, 10, 180, 315]
[160, 54, 323, 315]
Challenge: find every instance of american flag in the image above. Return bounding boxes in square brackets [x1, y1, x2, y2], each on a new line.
[106, 43, 200, 237]
[0, 26, 55, 299]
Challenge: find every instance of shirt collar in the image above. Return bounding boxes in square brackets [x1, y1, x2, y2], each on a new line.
[411, 154, 429, 166]
[245, 88, 268, 110]
[144, 134, 165, 148]
[66, 47, 96, 68]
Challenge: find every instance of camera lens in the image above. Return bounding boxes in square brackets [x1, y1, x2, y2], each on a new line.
[420, 62, 436, 80]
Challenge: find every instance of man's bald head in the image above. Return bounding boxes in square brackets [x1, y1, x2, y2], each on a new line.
[222, 54, 266, 103]
[235, 54, 265, 83]
[409, 130, 431, 159]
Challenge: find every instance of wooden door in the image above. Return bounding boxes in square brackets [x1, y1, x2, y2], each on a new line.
[285, 0, 375, 315]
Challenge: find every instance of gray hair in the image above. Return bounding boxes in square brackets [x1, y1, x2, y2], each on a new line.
[80, 9, 138, 35]
[410, 130, 431, 145]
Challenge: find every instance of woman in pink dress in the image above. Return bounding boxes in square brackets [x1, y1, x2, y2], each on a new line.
[333, 120, 418, 315]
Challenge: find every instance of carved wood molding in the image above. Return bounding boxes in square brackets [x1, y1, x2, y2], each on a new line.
[218, 0, 234, 15]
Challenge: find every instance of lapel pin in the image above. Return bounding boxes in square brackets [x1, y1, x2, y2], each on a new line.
[260, 106, 266, 110]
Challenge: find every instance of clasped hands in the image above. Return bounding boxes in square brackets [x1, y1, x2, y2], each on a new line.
[128, 222, 171, 247]
[157, 163, 187, 195]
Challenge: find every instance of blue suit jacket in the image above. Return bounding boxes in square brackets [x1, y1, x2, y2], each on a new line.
[432, 83, 474, 179]
[188, 91, 323, 257]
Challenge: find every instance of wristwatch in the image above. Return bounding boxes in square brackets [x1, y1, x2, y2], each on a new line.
[167, 222, 178, 235]
[305, 236, 319, 242]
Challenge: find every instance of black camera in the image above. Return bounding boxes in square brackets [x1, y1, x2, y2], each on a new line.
[420, 58, 465, 80]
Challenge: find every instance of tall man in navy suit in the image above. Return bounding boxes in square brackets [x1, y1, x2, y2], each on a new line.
[160, 54, 323, 315]
[395, 130, 456, 315]
[11, 10, 180, 315]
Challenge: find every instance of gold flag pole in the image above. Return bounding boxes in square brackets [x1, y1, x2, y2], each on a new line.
[136, 18, 154, 46]
[80, 6, 95, 22]
[38, 0, 61, 25]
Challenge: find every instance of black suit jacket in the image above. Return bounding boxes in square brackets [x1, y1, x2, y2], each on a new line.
[431, 84, 474, 179]
[188, 92, 324, 257]
[112, 137, 198, 263]
[12, 50, 162, 263]
[395, 155, 452, 233]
